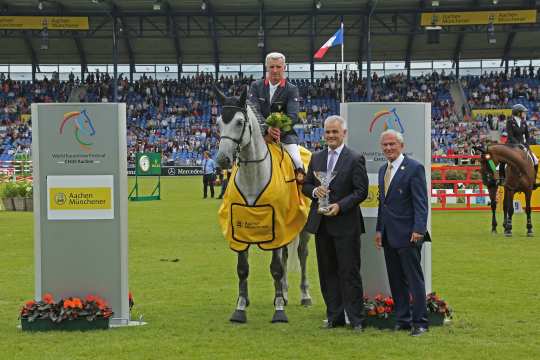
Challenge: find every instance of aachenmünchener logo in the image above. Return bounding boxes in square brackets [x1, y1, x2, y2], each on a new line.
[59, 110, 96, 152]
[368, 108, 405, 134]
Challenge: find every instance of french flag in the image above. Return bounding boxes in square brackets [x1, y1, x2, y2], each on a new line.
[314, 26, 343, 59]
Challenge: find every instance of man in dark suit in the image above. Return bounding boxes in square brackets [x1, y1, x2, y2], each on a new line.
[249, 52, 304, 181]
[375, 129, 430, 336]
[302, 115, 369, 332]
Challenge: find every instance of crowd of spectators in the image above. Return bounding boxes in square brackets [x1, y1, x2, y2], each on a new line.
[1, 70, 539, 166]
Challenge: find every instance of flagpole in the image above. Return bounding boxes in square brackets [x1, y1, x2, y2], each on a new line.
[340, 21, 345, 104]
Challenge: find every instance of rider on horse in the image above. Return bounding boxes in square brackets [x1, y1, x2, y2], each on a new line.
[248, 52, 305, 183]
[498, 103, 539, 188]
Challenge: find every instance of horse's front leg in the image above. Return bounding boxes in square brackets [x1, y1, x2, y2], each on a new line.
[230, 250, 249, 323]
[489, 186, 498, 234]
[271, 248, 288, 323]
[280, 245, 289, 305]
[298, 230, 312, 306]
[504, 190, 514, 237]
[525, 191, 534, 237]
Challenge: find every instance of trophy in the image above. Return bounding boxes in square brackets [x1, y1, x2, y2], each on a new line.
[314, 171, 338, 215]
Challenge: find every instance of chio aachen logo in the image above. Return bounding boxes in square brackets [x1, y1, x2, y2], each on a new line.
[368, 108, 405, 134]
[59, 109, 96, 152]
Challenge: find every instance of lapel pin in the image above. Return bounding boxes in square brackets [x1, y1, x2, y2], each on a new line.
[400, 166, 405, 170]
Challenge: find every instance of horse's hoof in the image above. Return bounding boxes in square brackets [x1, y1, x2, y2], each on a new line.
[300, 298, 312, 307]
[504, 232, 512, 237]
[230, 310, 247, 323]
[271, 310, 289, 323]
[491, 230, 497, 235]
[527, 232, 534, 237]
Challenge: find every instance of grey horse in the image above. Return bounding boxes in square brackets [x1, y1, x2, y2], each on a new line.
[215, 87, 312, 324]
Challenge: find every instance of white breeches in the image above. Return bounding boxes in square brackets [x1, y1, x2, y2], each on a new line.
[283, 143, 303, 170]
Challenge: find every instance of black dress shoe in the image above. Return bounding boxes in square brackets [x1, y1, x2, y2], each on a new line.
[410, 327, 428, 337]
[394, 324, 412, 331]
[321, 321, 345, 329]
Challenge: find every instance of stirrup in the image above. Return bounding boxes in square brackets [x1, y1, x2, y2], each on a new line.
[295, 168, 306, 185]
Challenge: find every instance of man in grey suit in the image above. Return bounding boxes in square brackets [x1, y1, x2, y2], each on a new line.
[375, 129, 430, 336]
[249, 52, 304, 180]
[302, 115, 369, 332]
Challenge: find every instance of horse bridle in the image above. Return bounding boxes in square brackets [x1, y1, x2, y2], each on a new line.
[219, 105, 269, 165]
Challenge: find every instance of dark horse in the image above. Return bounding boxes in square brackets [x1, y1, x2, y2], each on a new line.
[476, 144, 536, 237]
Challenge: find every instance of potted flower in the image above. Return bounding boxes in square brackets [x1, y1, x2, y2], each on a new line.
[1, 181, 18, 211]
[20, 293, 113, 331]
[22, 180, 33, 211]
[364, 292, 453, 329]
[13, 180, 32, 211]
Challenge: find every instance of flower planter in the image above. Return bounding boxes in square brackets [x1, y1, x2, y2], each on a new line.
[2, 197, 14, 211]
[24, 197, 33, 212]
[366, 312, 448, 330]
[13, 197, 26, 211]
[21, 317, 110, 332]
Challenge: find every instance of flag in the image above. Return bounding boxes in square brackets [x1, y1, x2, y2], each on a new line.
[313, 27, 343, 59]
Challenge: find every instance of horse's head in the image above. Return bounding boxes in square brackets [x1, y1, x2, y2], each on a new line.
[215, 86, 250, 169]
[474, 145, 498, 187]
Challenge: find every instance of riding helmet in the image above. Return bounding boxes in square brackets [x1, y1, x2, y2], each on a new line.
[512, 103, 528, 116]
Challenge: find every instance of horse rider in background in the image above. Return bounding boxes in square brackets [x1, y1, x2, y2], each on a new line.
[249, 51, 305, 183]
[499, 103, 539, 188]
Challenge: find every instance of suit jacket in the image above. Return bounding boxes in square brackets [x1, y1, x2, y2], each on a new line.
[302, 146, 368, 237]
[376, 155, 429, 249]
[506, 117, 530, 146]
[249, 78, 299, 144]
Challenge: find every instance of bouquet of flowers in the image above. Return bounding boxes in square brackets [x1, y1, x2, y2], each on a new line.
[265, 112, 293, 133]
[20, 293, 113, 323]
[426, 292, 453, 319]
[364, 294, 394, 319]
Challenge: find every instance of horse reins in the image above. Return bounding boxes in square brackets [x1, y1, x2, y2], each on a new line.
[219, 105, 269, 166]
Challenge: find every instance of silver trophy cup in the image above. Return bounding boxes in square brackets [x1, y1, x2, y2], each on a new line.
[314, 171, 337, 215]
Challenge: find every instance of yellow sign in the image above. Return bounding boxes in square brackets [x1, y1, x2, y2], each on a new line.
[421, 10, 537, 26]
[362, 185, 380, 208]
[21, 114, 31, 123]
[471, 109, 512, 118]
[49, 187, 112, 210]
[0, 16, 89, 30]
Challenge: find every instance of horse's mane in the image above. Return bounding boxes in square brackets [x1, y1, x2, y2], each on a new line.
[246, 100, 266, 125]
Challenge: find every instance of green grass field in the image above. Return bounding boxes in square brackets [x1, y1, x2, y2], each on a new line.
[1, 177, 539, 359]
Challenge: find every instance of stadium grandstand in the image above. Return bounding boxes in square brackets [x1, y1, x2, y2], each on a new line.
[1, 0, 540, 167]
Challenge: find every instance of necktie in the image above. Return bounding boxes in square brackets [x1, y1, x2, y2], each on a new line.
[384, 163, 393, 196]
[327, 150, 337, 173]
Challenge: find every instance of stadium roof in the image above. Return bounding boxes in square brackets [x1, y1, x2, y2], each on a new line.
[0, 0, 539, 67]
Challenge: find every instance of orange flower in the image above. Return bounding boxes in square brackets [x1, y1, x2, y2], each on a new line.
[368, 309, 376, 316]
[43, 293, 54, 304]
[25, 300, 36, 308]
[63, 299, 74, 309]
[96, 298, 108, 310]
[85, 294, 97, 302]
[72, 298, 83, 309]
[376, 306, 385, 314]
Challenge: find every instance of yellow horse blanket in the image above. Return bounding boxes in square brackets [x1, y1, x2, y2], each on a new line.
[218, 143, 310, 252]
